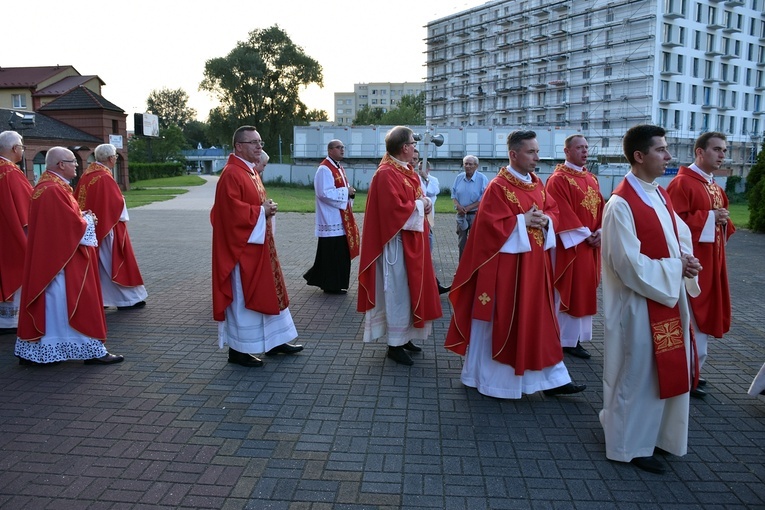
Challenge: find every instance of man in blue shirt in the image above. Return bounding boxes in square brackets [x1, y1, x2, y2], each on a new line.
[451, 155, 489, 259]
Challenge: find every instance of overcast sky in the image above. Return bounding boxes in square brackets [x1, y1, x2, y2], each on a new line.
[9, 0, 489, 129]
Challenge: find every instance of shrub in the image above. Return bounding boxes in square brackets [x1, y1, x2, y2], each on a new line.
[749, 179, 765, 232]
[128, 162, 184, 182]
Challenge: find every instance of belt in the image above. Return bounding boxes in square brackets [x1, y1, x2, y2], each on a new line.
[465, 211, 476, 215]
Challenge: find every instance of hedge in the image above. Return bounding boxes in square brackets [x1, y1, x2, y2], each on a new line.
[128, 162, 185, 182]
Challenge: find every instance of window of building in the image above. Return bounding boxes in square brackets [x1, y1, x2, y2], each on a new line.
[706, 33, 715, 53]
[747, 68, 753, 86]
[743, 117, 749, 134]
[537, 114, 546, 123]
[691, 85, 698, 104]
[708, 5, 717, 25]
[674, 110, 681, 129]
[745, 93, 751, 110]
[702, 113, 710, 130]
[584, 13, 592, 27]
[582, 85, 589, 103]
[693, 30, 701, 50]
[704, 60, 714, 80]
[719, 89, 727, 108]
[11, 94, 26, 108]
[733, 65, 740, 83]
[689, 112, 696, 131]
[606, 8, 614, 22]
[659, 108, 668, 127]
[703, 86, 712, 105]
[693, 58, 699, 78]
[604, 63, 612, 76]
[721, 63, 729, 82]
[717, 114, 725, 130]
[604, 83, 612, 101]
[602, 119, 610, 129]
[337, 99, 343, 105]
[694, 3, 703, 22]
[677, 55, 684, 73]
[381, 99, 387, 104]
[756, 95, 762, 112]
[754, 119, 760, 136]
[731, 90, 737, 108]
[729, 116, 736, 134]
[602, 137, 610, 148]
[661, 80, 670, 100]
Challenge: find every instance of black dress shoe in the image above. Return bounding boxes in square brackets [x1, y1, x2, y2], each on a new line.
[697, 377, 707, 387]
[18, 357, 40, 366]
[562, 341, 591, 359]
[323, 289, 347, 295]
[690, 387, 707, 399]
[84, 353, 125, 365]
[402, 340, 422, 352]
[266, 343, 304, 355]
[228, 348, 264, 367]
[117, 301, 146, 310]
[386, 346, 413, 366]
[438, 284, 451, 295]
[543, 382, 587, 396]
[630, 455, 666, 474]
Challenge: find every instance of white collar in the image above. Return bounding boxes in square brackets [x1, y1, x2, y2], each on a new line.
[508, 166, 532, 183]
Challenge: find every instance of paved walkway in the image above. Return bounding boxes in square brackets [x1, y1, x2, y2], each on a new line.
[1, 181, 763, 509]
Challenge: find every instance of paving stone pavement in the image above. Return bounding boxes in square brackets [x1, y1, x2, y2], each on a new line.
[1, 177, 764, 509]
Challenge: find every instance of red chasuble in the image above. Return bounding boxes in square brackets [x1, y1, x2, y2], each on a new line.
[445, 168, 563, 375]
[321, 158, 360, 258]
[74, 163, 144, 287]
[211, 154, 289, 321]
[357, 154, 441, 326]
[17, 172, 107, 341]
[612, 179, 693, 399]
[545, 164, 604, 317]
[667, 167, 734, 338]
[0, 159, 33, 301]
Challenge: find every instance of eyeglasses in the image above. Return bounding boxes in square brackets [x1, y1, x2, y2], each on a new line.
[330, 145, 345, 150]
[59, 159, 77, 165]
[14, 144, 26, 150]
[403, 141, 417, 147]
[239, 140, 265, 147]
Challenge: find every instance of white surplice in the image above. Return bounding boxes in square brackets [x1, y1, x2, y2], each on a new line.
[600, 173, 698, 462]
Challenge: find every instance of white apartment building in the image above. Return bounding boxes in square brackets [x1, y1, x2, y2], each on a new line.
[425, 0, 765, 176]
[334, 82, 425, 126]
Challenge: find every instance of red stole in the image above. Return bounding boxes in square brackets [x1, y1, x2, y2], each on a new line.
[445, 168, 563, 374]
[612, 179, 694, 399]
[211, 154, 289, 321]
[0, 160, 33, 300]
[74, 163, 144, 287]
[321, 158, 360, 259]
[357, 154, 441, 326]
[17, 171, 107, 341]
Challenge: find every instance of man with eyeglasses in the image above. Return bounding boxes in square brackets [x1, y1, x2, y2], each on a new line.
[304, 139, 359, 295]
[211, 126, 302, 368]
[0, 131, 33, 333]
[358, 126, 442, 366]
[74, 144, 148, 312]
[15, 146, 124, 365]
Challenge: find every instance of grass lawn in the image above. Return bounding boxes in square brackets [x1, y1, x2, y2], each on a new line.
[124, 175, 204, 208]
[729, 203, 749, 229]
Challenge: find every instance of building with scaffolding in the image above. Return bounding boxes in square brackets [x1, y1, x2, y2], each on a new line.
[425, 0, 765, 176]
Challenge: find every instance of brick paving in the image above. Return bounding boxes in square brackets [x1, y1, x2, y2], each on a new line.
[0, 176, 763, 509]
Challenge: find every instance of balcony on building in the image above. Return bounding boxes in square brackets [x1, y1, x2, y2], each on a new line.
[663, 8, 685, 19]
[724, 0, 744, 5]
[705, 46, 724, 57]
[707, 18, 725, 30]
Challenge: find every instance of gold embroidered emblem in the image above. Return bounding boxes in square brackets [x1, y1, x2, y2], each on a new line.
[478, 293, 491, 305]
[581, 186, 602, 219]
[652, 317, 683, 353]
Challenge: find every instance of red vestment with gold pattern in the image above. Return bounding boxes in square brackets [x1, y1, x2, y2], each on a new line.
[545, 164, 604, 317]
[445, 168, 563, 375]
[74, 163, 144, 287]
[211, 154, 289, 321]
[0, 159, 33, 301]
[357, 154, 441, 326]
[17, 171, 107, 341]
[666, 167, 734, 338]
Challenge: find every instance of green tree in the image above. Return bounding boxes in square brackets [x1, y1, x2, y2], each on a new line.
[380, 92, 425, 125]
[146, 88, 197, 130]
[182, 120, 213, 149]
[747, 146, 765, 232]
[128, 124, 187, 163]
[200, 25, 325, 152]
[353, 105, 384, 125]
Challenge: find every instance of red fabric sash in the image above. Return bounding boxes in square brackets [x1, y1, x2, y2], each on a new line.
[321, 158, 360, 259]
[613, 179, 694, 399]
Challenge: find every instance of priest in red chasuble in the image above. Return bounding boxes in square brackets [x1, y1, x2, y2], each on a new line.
[74, 144, 148, 311]
[357, 126, 442, 366]
[211, 126, 301, 368]
[666, 131, 735, 400]
[545, 135, 604, 360]
[601, 125, 701, 475]
[15, 147, 123, 365]
[0, 130, 33, 331]
[445, 130, 585, 398]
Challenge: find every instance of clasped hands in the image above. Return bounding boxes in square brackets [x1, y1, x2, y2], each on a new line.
[524, 206, 548, 229]
[681, 253, 702, 279]
[265, 199, 278, 218]
[83, 209, 98, 225]
[714, 207, 730, 225]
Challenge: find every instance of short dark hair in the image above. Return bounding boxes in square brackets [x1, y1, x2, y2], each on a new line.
[232, 126, 257, 146]
[385, 126, 413, 155]
[694, 131, 727, 152]
[507, 130, 537, 152]
[622, 125, 666, 165]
